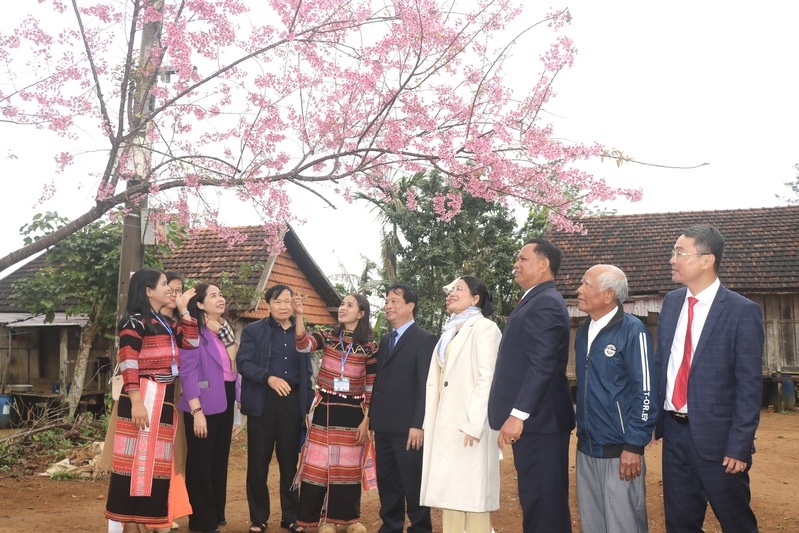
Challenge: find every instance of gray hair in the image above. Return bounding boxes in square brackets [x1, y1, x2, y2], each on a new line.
[596, 265, 629, 304]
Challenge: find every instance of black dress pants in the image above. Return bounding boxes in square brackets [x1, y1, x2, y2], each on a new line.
[246, 387, 301, 527]
[184, 381, 236, 531]
[374, 431, 431, 533]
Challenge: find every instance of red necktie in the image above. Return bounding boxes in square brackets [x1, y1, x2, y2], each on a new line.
[672, 297, 698, 411]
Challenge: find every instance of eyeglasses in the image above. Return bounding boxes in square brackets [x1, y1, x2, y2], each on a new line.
[445, 286, 468, 295]
[671, 249, 711, 259]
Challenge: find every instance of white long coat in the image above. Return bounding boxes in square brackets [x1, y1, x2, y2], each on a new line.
[419, 314, 502, 512]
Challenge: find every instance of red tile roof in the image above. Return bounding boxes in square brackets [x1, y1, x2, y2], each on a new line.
[548, 205, 799, 298]
[161, 225, 340, 325]
[0, 225, 341, 326]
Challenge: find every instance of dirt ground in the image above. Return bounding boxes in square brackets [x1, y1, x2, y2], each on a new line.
[2, 410, 797, 533]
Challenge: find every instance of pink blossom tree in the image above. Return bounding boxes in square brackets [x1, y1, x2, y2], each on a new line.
[0, 0, 640, 272]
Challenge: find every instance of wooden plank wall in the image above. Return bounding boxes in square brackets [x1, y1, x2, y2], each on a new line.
[750, 293, 799, 374]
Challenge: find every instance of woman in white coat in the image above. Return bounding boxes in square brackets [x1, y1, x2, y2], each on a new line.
[420, 275, 502, 533]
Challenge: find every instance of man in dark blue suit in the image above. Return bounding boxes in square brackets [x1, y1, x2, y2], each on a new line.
[488, 238, 575, 533]
[370, 284, 438, 533]
[655, 225, 763, 532]
[237, 285, 314, 533]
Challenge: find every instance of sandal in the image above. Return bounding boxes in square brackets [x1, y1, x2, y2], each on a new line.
[281, 522, 305, 533]
[248, 524, 266, 533]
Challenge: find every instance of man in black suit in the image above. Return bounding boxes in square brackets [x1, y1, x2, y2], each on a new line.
[370, 283, 438, 533]
[488, 238, 575, 533]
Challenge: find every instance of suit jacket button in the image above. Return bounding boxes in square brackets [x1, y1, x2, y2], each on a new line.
[444, 381, 448, 387]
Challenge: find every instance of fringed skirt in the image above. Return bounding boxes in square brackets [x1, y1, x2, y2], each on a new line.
[295, 391, 365, 526]
[105, 380, 176, 524]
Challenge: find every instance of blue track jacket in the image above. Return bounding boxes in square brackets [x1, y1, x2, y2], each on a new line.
[575, 306, 658, 457]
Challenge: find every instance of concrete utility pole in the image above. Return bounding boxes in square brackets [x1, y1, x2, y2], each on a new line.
[115, 1, 164, 322]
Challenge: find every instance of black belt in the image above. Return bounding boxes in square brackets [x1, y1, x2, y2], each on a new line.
[667, 411, 689, 425]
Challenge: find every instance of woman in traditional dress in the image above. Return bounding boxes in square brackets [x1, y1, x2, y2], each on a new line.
[104, 268, 199, 533]
[291, 293, 377, 533]
[419, 276, 502, 533]
[178, 283, 239, 533]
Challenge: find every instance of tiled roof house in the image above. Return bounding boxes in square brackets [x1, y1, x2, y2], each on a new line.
[161, 225, 340, 325]
[0, 224, 340, 397]
[547, 205, 799, 379]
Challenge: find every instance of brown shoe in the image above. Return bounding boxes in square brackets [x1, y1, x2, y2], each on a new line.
[347, 523, 367, 533]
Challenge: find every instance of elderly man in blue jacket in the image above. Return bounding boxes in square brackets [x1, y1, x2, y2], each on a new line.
[574, 264, 658, 533]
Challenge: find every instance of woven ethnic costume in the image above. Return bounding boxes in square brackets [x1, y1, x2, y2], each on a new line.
[105, 313, 198, 525]
[294, 328, 377, 528]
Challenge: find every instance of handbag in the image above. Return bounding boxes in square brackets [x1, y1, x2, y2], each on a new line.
[110, 363, 123, 401]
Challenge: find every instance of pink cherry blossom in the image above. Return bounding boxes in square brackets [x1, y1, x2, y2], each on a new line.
[0, 1, 641, 270]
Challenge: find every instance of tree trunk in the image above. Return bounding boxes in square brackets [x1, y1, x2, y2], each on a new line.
[66, 321, 101, 419]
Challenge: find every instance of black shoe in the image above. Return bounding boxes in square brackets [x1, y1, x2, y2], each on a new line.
[218, 519, 227, 525]
[280, 522, 305, 533]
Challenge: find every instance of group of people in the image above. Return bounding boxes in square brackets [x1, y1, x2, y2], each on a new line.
[104, 222, 764, 533]
[104, 271, 240, 533]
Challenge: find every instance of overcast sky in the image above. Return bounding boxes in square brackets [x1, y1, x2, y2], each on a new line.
[2, 1, 797, 279]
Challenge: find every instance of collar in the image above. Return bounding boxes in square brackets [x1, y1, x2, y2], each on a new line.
[268, 315, 295, 330]
[688, 277, 720, 305]
[392, 319, 415, 339]
[590, 307, 617, 332]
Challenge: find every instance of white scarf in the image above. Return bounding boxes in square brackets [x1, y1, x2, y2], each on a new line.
[437, 306, 482, 364]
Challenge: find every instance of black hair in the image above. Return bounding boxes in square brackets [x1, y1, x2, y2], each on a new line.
[122, 268, 165, 331]
[683, 225, 724, 273]
[386, 283, 419, 317]
[525, 237, 563, 276]
[264, 284, 294, 302]
[165, 271, 184, 289]
[460, 275, 495, 317]
[187, 282, 219, 331]
[340, 293, 374, 345]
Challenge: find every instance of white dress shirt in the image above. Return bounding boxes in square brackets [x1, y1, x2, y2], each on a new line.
[664, 278, 720, 413]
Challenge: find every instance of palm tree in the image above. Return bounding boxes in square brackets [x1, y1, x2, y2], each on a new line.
[355, 171, 428, 283]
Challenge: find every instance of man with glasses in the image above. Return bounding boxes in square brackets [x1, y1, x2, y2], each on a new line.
[654, 225, 763, 532]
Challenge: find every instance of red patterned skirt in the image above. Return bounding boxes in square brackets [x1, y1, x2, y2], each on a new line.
[105, 380, 176, 524]
[295, 391, 366, 526]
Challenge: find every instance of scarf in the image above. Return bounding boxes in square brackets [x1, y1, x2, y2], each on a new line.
[437, 306, 482, 364]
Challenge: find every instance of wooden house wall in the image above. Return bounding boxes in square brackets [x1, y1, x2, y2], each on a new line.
[0, 327, 40, 386]
[750, 294, 799, 374]
[0, 325, 112, 393]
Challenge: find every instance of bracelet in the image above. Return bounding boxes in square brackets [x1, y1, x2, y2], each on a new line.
[180, 311, 190, 318]
[190, 407, 202, 415]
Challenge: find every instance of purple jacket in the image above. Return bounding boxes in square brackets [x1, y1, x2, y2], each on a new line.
[178, 328, 239, 415]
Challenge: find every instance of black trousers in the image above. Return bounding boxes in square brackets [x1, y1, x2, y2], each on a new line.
[374, 431, 431, 533]
[246, 387, 302, 527]
[184, 380, 236, 531]
[513, 431, 572, 533]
